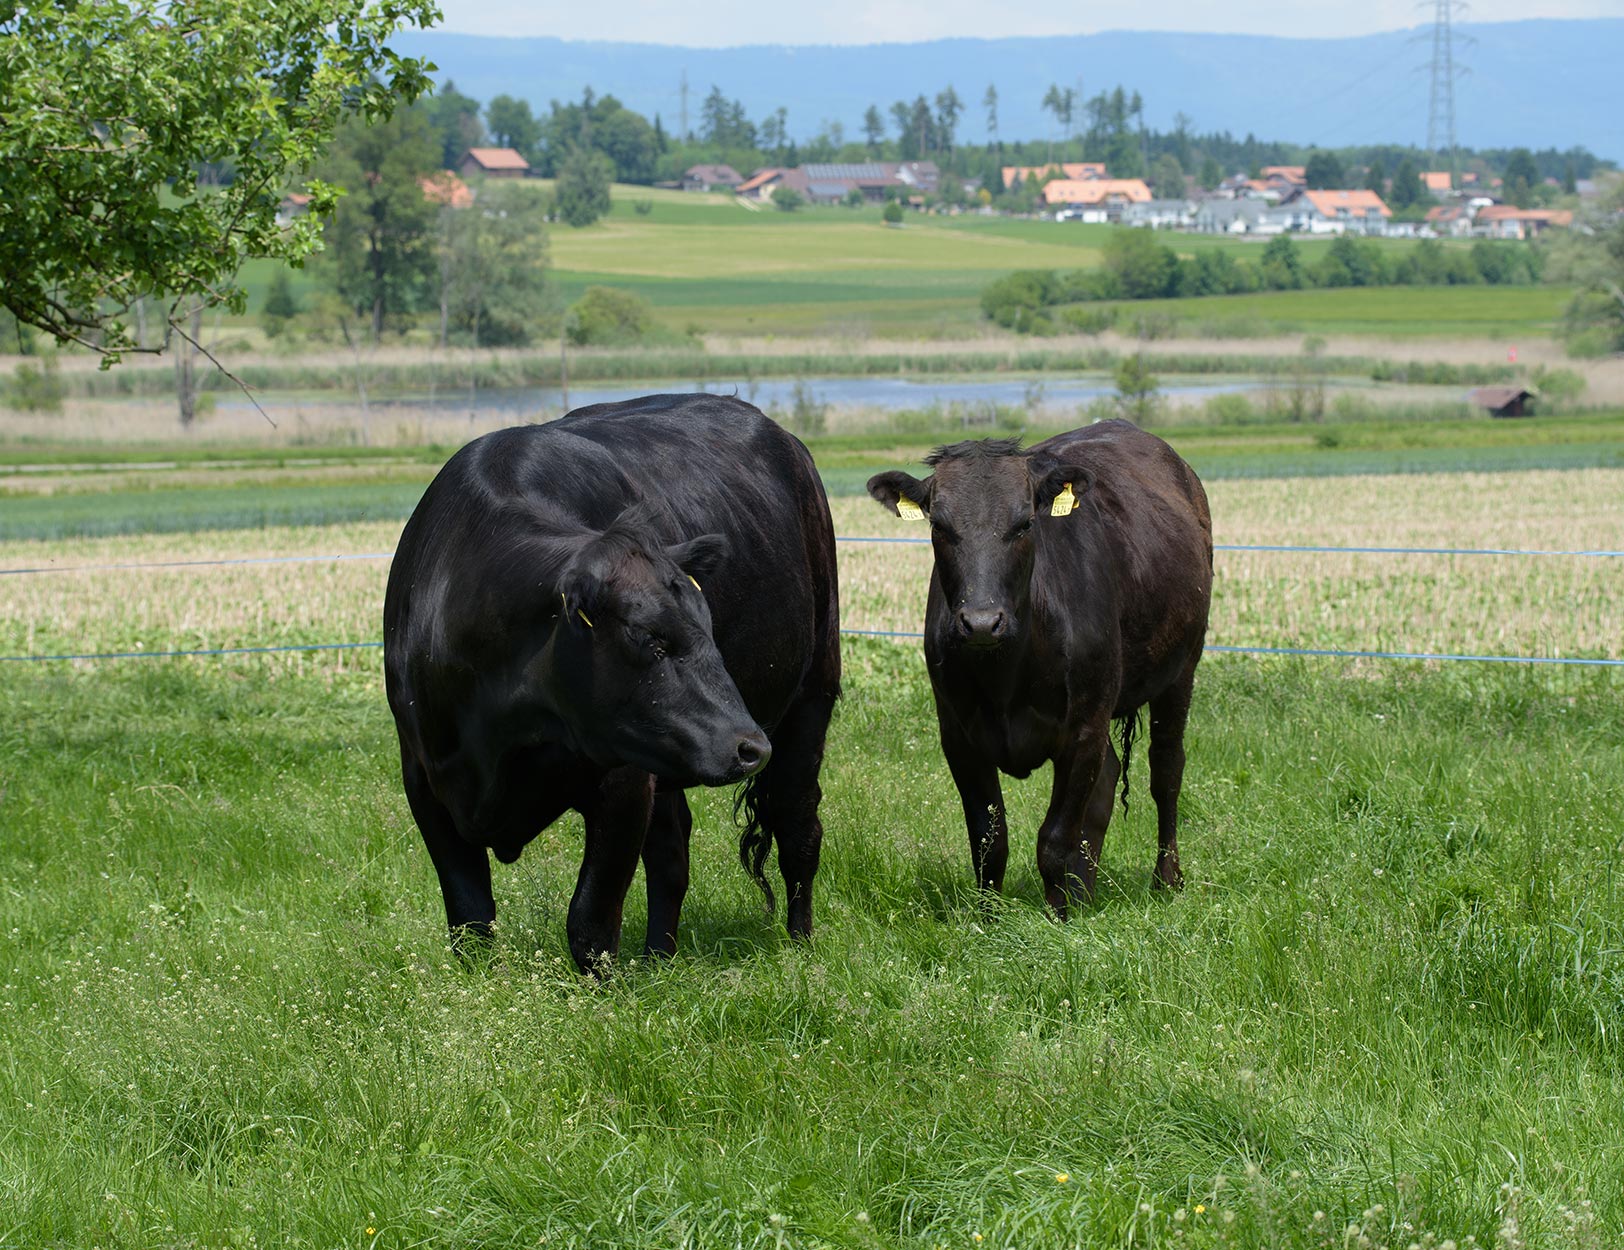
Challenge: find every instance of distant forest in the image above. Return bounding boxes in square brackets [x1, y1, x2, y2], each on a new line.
[418, 77, 1611, 210]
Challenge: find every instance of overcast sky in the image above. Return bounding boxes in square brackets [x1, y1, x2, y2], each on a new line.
[431, 0, 1624, 45]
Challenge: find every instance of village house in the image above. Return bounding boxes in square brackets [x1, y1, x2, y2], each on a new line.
[1123, 199, 1198, 230]
[1042, 178, 1152, 223]
[1472, 205, 1574, 240]
[275, 192, 312, 228]
[1277, 188, 1392, 235]
[1000, 162, 1106, 189]
[419, 171, 475, 209]
[1422, 171, 1455, 197]
[1192, 198, 1265, 233]
[457, 148, 531, 179]
[735, 161, 940, 205]
[681, 164, 743, 192]
[1260, 165, 1306, 192]
[1424, 203, 1474, 237]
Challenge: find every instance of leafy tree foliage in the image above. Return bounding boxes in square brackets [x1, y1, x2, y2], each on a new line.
[260, 269, 303, 339]
[1304, 151, 1346, 189]
[555, 148, 614, 227]
[0, 0, 437, 362]
[314, 107, 440, 341]
[1150, 154, 1187, 200]
[1260, 235, 1306, 289]
[418, 79, 486, 169]
[486, 95, 542, 161]
[1102, 229, 1179, 300]
[566, 286, 656, 346]
[1388, 158, 1422, 209]
[770, 186, 805, 212]
[437, 182, 552, 346]
[1503, 148, 1541, 208]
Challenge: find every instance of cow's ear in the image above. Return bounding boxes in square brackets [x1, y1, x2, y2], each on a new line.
[558, 567, 602, 630]
[1029, 454, 1090, 513]
[667, 533, 728, 579]
[867, 470, 932, 517]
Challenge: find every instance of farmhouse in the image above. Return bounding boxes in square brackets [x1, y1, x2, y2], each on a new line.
[1422, 171, 1454, 197]
[1472, 206, 1573, 240]
[1468, 385, 1537, 417]
[736, 161, 940, 205]
[275, 192, 312, 227]
[419, 172, 474, 209]
[458, 148, 531, 179]
[1123, 199, 1197, 230]
[1042, 178, 1152, 222]
[1001, 162, 1106, 189]
[681, 164, 743, 192]
[1424, 203, 1474, 237]
[1191, 198, 1274, 234]
[1278, 188, 1392, 235]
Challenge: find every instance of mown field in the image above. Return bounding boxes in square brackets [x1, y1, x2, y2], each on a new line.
[2, 451, 1622, 1248]
[229, 184, 1570, 340]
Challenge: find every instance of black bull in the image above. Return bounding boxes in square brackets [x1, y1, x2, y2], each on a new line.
[868, 420, 1212, 913]
[384, 394, 841, 972]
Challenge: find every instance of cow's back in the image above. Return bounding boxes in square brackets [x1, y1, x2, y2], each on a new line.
[385, 394, 839, 742]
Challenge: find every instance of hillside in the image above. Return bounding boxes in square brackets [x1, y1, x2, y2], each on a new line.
[394, 19, 1622, 157]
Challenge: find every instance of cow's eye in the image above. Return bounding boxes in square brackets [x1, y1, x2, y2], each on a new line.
[1008, 517, 1034, 540]
[930, 520, 958, 544]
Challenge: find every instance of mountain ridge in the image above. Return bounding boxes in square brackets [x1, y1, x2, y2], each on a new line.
[393, 20, 1622, 158]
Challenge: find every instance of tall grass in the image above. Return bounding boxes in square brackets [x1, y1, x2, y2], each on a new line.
[0, 646, 1619, 1247]
[33, 346, 1521, 401]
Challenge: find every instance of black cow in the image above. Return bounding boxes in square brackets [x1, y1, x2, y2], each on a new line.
[384, 394, 841, 972]
[867, 420, 1211, 914]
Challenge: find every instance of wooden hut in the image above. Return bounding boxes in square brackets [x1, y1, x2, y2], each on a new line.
[1467, 385, 1537, 418]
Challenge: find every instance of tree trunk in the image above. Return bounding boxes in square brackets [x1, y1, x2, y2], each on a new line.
[173, 303, 202, 429]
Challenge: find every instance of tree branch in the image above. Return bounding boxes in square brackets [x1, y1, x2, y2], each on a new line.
[168, 315, 277, 429]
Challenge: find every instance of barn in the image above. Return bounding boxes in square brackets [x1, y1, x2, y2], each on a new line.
[1468, 385, 1538, 418]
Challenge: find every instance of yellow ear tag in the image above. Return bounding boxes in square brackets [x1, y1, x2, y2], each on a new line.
[897, 497, 924, 520]
[1050, 482, 1077, 518]
[687, 574, 701, 592]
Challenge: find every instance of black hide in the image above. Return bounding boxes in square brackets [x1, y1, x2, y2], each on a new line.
[386, 394, 841, 971]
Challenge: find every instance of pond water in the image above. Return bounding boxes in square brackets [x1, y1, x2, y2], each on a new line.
[225, 374, 1266, 420]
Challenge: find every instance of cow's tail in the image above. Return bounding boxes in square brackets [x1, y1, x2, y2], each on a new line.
[734, 775, 775, 912]
[1115, 709, 1142, 814]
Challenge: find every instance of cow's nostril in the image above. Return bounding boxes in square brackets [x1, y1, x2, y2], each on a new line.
[989, 612, 1006, 636]
[736, 734, 771, 773]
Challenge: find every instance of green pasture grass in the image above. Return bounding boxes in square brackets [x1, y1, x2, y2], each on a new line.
[1102, 285, 1571, 339]
[0, 644, 1619, 1247]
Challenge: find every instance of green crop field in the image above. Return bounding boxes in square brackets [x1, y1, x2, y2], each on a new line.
[4, 441, 1622, 1248]
[229, 184, 1567, 341]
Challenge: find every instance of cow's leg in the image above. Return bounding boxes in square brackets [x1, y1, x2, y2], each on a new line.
[567, 766, 656, 975]
[752, 690, 837, 941]
[641, 788, 693, 959]
[1148, 659, 1199, 891]
[403, 754, 495, 956]
[941, 722, 1009, 893]
[1036, 722, 1112, 919]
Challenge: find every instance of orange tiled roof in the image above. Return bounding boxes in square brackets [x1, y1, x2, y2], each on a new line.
[1042, 178, 1152, 206]
[419, 172, 474, 208]
[1002, 162, 1105, 189]
[1422, 171, 1453, 192]
[1476, 206, 1573, 226]
[1261, 165, 1306, 181]
[736, 167, 785, 193]
[462, 147, 531, 171]
[1301, 189, 1392, 218]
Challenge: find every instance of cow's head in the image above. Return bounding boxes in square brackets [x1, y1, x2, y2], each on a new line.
[868, 438, 1079, 651]
[552, 511, 770, 785]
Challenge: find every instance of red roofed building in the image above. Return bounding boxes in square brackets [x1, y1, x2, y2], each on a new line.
[457, 147, 531, 179]
[1421, 171, 1454, 197]
[1473, 206, 1573, 240]
[1261, 165, 1306, 188]
[1042, 178, 1152, 222]
[1281, 188, 1392, 235]
[419, 171, 475, 209]
[1001, 162, 1106, 189]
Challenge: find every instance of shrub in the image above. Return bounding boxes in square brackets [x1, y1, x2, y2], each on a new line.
[565, 286, 656, 346]
[1204, 393, 1257, 424]
[882, 201, 904, 225]
[1529, 364, 1587, 407]
[1101, 228, 1181, 299]
[771, 186, 804, 212]
[2, 356, 65, 412]
[1058, 305, 1116, 335]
